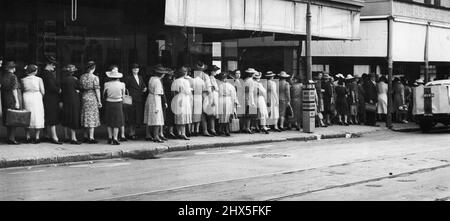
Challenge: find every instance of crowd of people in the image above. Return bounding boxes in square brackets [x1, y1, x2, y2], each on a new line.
[0, 55, 419, 145]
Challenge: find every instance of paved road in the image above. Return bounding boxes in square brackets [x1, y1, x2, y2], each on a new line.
[1, 129, 450, 201]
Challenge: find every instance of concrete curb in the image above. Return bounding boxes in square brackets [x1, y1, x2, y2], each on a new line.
[0, 132, 364, 169]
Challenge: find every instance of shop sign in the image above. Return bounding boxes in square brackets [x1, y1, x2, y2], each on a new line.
[393, 2, 450, 23]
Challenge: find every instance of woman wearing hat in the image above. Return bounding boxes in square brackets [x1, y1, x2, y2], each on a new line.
[103, 66, 126, 145]
[346, 74, 359, 125]
[1, 61, 22, 144]
[79, 61, 102, 144]
[217, 72, 239, 136]
[194, 61, 212, 137]
[124, 63, 147, 140]
[266, 71, 281, 132]
[254, 72, 270, 134]
[241, 68, 258, 134]
[171, 66, 192, 140]
[143, 65, 166, 143]
[335, 78, 349, 126]
[189, 66, 207, 137]
[203, 65, 220, 136]
[278, 71, 291, 130]
[21, 64, 45, 143]
[61, 64, 82, 144]
[41, 56, 62, 144]
[162, 67, 176, 138]
[322, 73, 335, 126]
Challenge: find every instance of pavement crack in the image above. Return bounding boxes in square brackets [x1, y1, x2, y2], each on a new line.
[88, 187, 111, 192]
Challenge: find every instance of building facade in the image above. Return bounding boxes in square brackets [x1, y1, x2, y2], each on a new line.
[309, 0, 450, 82]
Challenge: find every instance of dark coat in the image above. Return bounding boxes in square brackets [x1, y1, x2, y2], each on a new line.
[322, 81, 334, 114]
[61, 75, 81, 129]
[41, 70, 61, 126]
[363, 80, 378, 103]
[123, 74, 146, 126]
[124, 74, 146, 103]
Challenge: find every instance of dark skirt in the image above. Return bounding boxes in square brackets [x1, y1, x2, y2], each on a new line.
[1, 90, 16, 125]
[163, 99, 175, 127]
[104, 101, 124, 128]
[61, 98, 81, 130]
[336, 99, 349, 115]
[125, 101, 144, 127]
[43, 93, 61, 126]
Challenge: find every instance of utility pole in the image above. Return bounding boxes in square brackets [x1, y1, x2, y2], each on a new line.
[387, 16, 393, 129]
[302, 0, 316, 133]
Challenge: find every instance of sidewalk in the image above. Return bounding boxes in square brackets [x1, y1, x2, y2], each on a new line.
[0, 125, 387, 169]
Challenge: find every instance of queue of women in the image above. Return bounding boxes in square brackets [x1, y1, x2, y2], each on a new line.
[0, 55, 415, 145]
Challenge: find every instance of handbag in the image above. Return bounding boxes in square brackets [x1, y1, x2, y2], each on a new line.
[230, 113, 240, 133]
[365, 103, 377, 112]
[6, 109, 31, 127]
[123, 89, 133, 106]
[286, 104, 294, 118]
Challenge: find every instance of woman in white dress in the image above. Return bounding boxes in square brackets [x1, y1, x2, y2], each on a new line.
[144, 68, 166, 143]
[203, 65, 220, 136]
[377, 75, 388, 121]
[254, 72, 270, 134]
[265, 71, 280, 131]
[171, 66, 192, 140]
[217, 72, 239, 136]
[189, 70, 206, 136]
[22, 64, 45, 143]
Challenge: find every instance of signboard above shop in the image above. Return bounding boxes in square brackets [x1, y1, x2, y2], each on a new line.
[165, 0, 362, 40]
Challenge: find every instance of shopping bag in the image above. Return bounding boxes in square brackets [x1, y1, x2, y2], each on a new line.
[123, 90, 133, 107]
[230, 114, 240, 133]
[286, 104, 294, 118]
[5, 109, 31, 127]
[365, 103, 377, 112]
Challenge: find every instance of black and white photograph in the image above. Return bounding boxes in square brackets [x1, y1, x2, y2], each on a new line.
[1, 0, 450, 212]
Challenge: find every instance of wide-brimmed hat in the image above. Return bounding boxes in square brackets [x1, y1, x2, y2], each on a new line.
[86, 61, 96, 70]
[25, 64, 38, 74]
[278, 71, 290, 78]
[323, 73, 332, 79]
[245, 68, 258, 74]
[153, 64, 171, 75]
[346, 74, 355, 80]
[265, 71, 275, 77]
[335, 73, 345, 79]
[64, 64, 78, 72]
[416, 78, 424, 84]
[4, 61, 16, 70]
[195, 61, 207, 71]
[106, 69, 123, 79]
[216, 72, 229, 80]
[131, 63, 140, 69]
[254, 72, 262, 79]
[208, 65, 220, 72]
[45, 56, 57, 65]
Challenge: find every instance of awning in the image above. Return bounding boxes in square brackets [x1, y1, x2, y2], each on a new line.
[165, 0, 361, 40]
[305, 20, 387, 57]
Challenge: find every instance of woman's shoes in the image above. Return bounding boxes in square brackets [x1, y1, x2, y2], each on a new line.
[179, 135, 190, 140]
[119, 137, 128, 142]
[34, 139, 41, 144]
[344, 122, 349, 126]
[112, 140, 120, 145]
[50, 139, 63, 145]
[168, 133, 177, 139]
[145, 137, 153, 141]
[242, 129, 254, 134]
[7, 140, 20, 145]
[153, 138, 164, 143]
[202, 132, 213, 137]
[70, 140, 81, 145]
[25, 138, 32, 144]
[107, 139, 113, 144]
[160, 136, 168, 141]
[88, 139, 98, 144]
[129, 135, 138, 140]
[274, 128, 282, 132]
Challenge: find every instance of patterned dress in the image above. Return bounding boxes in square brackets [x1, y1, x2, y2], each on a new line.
[80, 73, 101, 128]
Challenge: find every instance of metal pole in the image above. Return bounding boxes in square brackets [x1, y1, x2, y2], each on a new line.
[424, 22, 430, 84]
[302, 0, 315, 133]
[387, 16, 393, 129]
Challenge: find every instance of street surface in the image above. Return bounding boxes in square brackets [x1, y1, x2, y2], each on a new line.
[1, 129, 450, 201]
